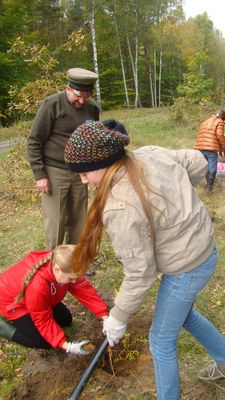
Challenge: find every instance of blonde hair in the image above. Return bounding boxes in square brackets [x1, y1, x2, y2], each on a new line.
[16, 245, 75, 303]
[72, 152, 162, 275]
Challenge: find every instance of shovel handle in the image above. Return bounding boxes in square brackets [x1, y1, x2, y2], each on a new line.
[68, 336, 109, 400]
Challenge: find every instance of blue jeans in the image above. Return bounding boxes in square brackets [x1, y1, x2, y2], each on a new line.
[201, 150, 218, 173]
[149, 247, 225, 400]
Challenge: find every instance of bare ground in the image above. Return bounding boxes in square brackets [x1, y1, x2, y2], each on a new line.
[2, 305, 224, 400]
[4, 311, 157, 400]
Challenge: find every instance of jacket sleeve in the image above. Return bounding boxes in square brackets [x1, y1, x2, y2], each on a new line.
[168, 148, 208, 186]
[215, 121, 225, 150]
[27, 99, 55, 180]
[24, 281, 66, 349]
[103, 203, 157, 323]
[68, 276, 108, 317]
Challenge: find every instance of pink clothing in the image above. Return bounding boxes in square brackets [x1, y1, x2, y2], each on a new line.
[217, 162, 225, 171]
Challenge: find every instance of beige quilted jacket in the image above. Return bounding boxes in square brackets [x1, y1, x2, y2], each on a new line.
[103, 146, 215, 322]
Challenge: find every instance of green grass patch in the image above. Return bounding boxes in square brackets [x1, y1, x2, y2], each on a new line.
[0, 201, 44, 268]
[0, 343, 27, 399]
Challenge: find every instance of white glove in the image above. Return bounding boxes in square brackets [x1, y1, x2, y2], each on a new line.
[103, 315, 127, 347]
[66, 340, 90, 355]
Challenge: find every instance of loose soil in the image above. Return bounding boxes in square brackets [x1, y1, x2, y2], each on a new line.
[2, 303, 223, 400]
[5, 310, 156, 400]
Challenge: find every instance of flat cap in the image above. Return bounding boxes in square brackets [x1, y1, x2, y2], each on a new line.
[67, 68, 98, 91]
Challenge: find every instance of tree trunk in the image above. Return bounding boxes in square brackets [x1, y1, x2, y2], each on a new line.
[126, 35, 136, 105]
[158, 49, 162, 107]
[126, 32, 141, 108]
[144, 37, 154, 107]
[90, 1, 101, 106]
[134, 8, 142, 107]
[154, 48, 157, 107]
[134, 28, 139, 107]
[149, 62, 155, 107]
[113, 4, 130, 107]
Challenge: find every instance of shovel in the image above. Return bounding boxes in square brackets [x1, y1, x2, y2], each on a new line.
[68, 336, 109, 400]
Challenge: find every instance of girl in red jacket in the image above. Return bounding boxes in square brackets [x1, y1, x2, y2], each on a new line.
[0, 245, 108, 355]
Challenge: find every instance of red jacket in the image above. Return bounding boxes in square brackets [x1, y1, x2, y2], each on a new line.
[0, 251, 108, 348]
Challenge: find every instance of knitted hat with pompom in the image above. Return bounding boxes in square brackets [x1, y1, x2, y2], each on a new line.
[64, 120, 130, 173]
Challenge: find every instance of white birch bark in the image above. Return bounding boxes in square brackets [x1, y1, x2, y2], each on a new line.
[126, 35, 136, 100]
[149, 62, 155, 107]
[134, 25, 139, 108]
[158, 49, 162, 107]
[154, 48, 157, 107]
[126, 33, 141, 108]
[113, 3, 130, 107]
[90, 0, 101, 105]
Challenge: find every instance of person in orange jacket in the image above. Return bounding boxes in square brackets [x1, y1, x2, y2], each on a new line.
[194, 109, 225, 192]
[0, 245, 108, 354]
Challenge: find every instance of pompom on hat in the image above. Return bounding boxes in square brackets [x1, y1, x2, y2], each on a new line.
[65, 120, 130, 173]
[102, 119, 128, 136]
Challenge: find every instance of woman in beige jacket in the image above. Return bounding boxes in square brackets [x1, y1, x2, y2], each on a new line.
[65, 120, 225, 400]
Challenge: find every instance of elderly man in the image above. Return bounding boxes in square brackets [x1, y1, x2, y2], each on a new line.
[27, 68, 99, 249]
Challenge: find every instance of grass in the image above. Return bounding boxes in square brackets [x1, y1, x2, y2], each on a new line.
[0, 201, 44, 268]
[0, 343, 27, 398]
[0, 121, 30, 142]
[0, 107, 225, 399]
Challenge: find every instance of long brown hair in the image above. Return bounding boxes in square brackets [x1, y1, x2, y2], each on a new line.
[16, 245, 75, 303]
[72, 151, 161, 275]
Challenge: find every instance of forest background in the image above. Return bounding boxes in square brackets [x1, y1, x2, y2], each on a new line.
[1, 0, 225, 125]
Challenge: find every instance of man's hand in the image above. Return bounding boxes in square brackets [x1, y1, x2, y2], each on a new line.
[103, 315, 127, 347]
[36, 178, 51, 194]
[65, 340, 90, 355]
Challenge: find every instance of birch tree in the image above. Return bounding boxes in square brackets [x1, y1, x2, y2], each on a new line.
[123, 0, 142, 107]
[89, 0, 101, 105]
[112, 0, 130, 107]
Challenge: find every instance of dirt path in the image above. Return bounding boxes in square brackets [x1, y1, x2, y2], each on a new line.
[0, 141, 14, 153]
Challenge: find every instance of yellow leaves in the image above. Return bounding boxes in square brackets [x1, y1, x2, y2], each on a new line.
[211, 298, 223, 308]
[15, 367, 23, 378]
[210, 283, 224, 308]
[64, 29, 87, 53]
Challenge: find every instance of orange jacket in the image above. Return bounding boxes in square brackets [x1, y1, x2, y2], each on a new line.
[194, 115, 225, 153]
